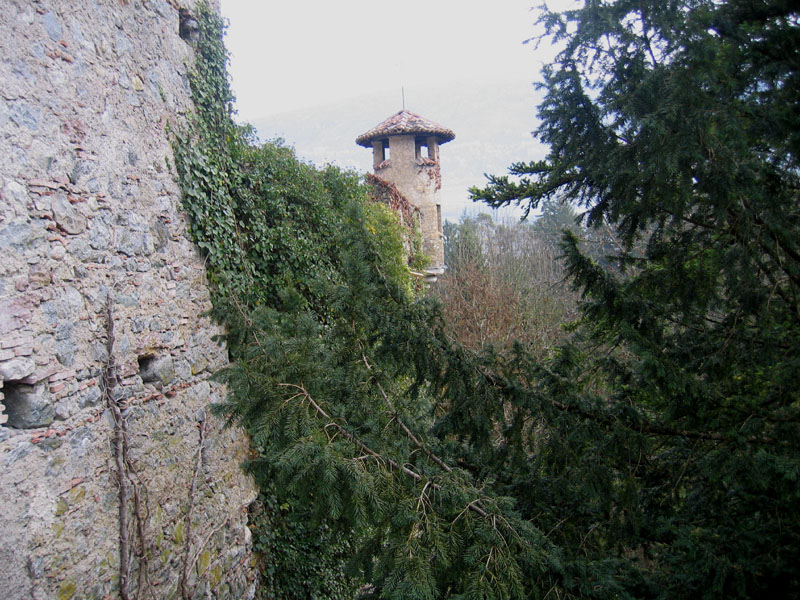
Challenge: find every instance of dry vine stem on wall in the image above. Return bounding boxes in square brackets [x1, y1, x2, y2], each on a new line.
[104, 293, 219, 600]
[104, 293, 152, 600]
[180, 417, 206, 600]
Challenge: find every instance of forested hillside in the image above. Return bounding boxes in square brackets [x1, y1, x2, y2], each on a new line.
[175, 2, 800, 598]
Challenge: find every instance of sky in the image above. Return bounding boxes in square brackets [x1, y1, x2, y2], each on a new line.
[217, 1, 575, 220]
[219, 1, 570, 122]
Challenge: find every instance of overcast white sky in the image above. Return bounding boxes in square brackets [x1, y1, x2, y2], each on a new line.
[219, 1, 571, 123]
[217, 1, 575, 220]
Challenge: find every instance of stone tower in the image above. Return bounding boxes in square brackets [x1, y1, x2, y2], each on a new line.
[356, 110, 455, 277]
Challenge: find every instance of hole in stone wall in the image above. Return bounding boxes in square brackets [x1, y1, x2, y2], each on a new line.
[138, 354, 175, 386]
[179, 9, 200, 42]
[138, 355, 158, 383]
[2, 381, 24, 428]
[2, 380, 53, 429]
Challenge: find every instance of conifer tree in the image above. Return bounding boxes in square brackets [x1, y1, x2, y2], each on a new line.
[181, 2, 800, 598]
[471, 0, 800, 596]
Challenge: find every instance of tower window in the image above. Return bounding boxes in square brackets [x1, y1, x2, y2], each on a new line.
[373, 140, 389, 169]
[415, 139, 426, 160]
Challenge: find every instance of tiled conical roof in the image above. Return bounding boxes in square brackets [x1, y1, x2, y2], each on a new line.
[356, 110, 455, 147]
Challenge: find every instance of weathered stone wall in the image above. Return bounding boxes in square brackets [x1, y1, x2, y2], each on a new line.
[375, 135, 444, 269]
[0, 1, 257, 598]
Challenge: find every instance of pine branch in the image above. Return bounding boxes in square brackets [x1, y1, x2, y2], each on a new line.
[278, 383, 490, 519]
[361, 354, 453, 474]
[546, 388, 778, 445]
[279, 383, 423, 482]
[477, 360, 782, 446]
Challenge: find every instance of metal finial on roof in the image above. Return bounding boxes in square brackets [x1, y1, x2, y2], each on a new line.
[402, 87, 405, 111]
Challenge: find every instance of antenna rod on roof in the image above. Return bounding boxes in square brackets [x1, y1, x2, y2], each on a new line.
[402, 86, 405, 110]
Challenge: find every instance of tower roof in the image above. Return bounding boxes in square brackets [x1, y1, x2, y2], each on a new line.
[356, 110, 455, 148]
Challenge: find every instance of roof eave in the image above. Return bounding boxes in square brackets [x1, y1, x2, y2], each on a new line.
[355, 131, 455, 148]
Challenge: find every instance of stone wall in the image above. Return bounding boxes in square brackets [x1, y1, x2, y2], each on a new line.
[0, 1, 257, 598]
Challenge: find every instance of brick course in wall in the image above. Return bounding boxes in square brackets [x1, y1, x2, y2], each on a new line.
[0, 1, 257, 597]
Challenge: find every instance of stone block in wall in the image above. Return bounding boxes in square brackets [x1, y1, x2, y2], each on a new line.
[51, 193, 87, 235]
[0, 357, 35, 381]
[0, 295, 35, 335]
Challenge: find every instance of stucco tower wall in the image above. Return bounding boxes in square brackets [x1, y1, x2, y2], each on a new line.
[377, 135, 444, 268]
[0, 1, 257, 598]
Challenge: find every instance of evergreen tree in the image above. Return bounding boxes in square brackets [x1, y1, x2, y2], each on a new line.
[472, 0, 800, 596]
[531, 198, 579, 247]
[181, 2, 800, 598]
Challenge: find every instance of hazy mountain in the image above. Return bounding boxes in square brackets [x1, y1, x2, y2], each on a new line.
[246, 79, 548, 222]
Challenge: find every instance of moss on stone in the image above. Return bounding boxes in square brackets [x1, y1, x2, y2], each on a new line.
[209, 564, 222, 588]
[57, 580, 76, 600]
[173, 520, 184, 545]
[52, 521, 65, 538]
[69, 486, 85, 503]
[197, 549, 211, 574]
[55, 498, 68, 517]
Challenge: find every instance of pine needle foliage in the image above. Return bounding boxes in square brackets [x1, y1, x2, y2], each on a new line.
[175, 2, 800, 598]
[472, 0, 800, 596]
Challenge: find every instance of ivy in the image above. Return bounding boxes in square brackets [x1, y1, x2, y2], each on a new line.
[171, 3, 418, 329]
[250, 485, 363, 600]
[170, 4, 419, 598]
